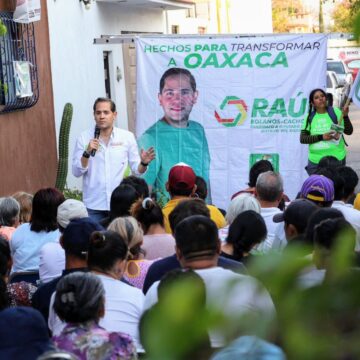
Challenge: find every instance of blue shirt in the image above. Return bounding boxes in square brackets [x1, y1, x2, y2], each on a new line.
[10, 223, 60, 273]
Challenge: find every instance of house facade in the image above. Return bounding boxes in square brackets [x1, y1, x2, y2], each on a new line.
[47, 0, 193, 190]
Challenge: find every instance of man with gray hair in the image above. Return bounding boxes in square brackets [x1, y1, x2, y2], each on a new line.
[254, 171, 286, 252]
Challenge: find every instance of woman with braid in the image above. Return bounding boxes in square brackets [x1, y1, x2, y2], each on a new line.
[300, 88, 353, 175]
[221, 210, 267, 265]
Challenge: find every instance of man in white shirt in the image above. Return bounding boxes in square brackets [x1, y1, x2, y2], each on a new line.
[72, 97, 154, 222]
[143, 215, 275, 348]
[254, 171, 287, 252]
[332, 166, 360, 250]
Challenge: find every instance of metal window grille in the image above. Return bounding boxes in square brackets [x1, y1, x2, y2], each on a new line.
[0, 11, 39, 114]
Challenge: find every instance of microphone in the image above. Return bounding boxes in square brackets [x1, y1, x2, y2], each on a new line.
[91, 126, 100, 157]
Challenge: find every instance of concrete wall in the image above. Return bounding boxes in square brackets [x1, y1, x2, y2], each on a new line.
[46, 0, 165, 190]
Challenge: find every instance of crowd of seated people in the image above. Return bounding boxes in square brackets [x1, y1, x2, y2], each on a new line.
[0, 158, 359, 359]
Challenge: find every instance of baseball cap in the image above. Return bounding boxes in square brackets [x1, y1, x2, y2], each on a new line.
[300, 175, 334, 202]
[62, 217, 104, 256]
[168, 163, 196, 190]
[57, 199, 88, 229]
[273, 199, 318, 233]
[0, 307, 53, 359]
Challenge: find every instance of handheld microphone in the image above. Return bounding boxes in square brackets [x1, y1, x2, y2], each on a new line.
[91, 126, 100, 157]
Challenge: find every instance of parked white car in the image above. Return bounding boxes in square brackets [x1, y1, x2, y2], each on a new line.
[326, 70, 346, 108]
[327, 59, 352, 98]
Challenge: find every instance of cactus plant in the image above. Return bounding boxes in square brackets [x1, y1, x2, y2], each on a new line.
[55, 103, 73, 192]
[0, 20, 7, 36]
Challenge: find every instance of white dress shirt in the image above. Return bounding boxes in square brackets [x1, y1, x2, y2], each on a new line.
[255, 207, 287, 253]
[332, 200, 360, 251]
[72, 127, 142, 211]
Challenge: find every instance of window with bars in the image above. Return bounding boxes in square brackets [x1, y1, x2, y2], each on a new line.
[0, 11, 38, 114]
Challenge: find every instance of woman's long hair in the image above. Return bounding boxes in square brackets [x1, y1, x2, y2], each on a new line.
[304, 88, 327, 130]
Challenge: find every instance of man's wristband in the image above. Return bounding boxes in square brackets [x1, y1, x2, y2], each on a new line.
[82, 150, 91, 159]
[141, 161, 149, 167]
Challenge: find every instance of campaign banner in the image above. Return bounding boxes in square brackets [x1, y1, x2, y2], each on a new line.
[136, 34, 327, 209]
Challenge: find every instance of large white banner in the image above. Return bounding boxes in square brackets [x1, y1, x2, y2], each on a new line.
[136, 34, 327, 209]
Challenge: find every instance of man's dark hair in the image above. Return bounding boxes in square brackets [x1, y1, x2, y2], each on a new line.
[249, 160, 274, 187]
[121, 176, 150, 199]
[159, 68, 196, 93]
[93, 97, 116, 112]
[305, 208, 344, 249]
[31, 188, 65, 232]
[194, 176, 207, 200]
[168, 187, 193, 198]
[314, 218, 355, 251]
[256, 171, 283, 202]
[337, 166, 359, 200]
[332, 173, 345, 201]
[169, 199, 210, 233]
[175, 215, 219, 260]
[318, 156, 342, 170]
[315, 167, 344, 202]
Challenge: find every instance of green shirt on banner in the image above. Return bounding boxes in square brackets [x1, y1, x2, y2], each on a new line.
[301, 107, 346, 164]
[138, 119, 210, 205]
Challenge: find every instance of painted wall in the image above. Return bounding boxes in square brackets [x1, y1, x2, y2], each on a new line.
[46, 0, 165, 190]
[0, 0, 57, 195]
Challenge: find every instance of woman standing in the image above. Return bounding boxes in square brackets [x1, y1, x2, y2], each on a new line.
[300, 88, 353, 175]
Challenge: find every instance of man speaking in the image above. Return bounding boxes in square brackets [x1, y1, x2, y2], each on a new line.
[72, 98, 154, 222]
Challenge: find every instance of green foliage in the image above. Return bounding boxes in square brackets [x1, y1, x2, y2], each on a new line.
[55, 103, 73, 192]
[141, 230, 360, 359]
[331, 0, 360, 33]
[0, 20, 7, 36]
[272, 0, 304, 33]
[153, 187, 169, 208]
[62, 187, 82, 201]
[248, 232, 360, 359]
[353, 11, 360, 40]
[141, 279, 219, 359]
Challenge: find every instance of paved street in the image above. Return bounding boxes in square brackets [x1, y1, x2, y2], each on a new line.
[346, 104, 360, 192]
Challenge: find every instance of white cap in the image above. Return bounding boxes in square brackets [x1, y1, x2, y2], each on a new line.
[57, 199, 88, 229]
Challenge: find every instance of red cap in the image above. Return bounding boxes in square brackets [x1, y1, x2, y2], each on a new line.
[168, 163, 196, 190]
